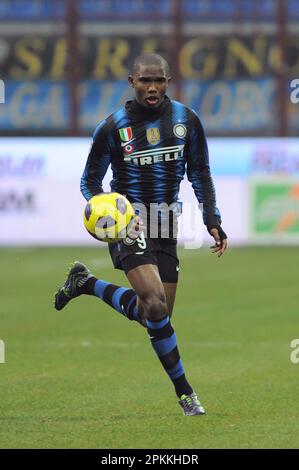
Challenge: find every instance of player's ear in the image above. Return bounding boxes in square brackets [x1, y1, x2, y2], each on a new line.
[167, 76, 172, 87]
[128, 75, 134, 87]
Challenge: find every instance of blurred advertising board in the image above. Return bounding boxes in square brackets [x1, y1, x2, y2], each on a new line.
[0, 79, 279, 133]
[250, 178, 299, 243]
[1, 32, 298, 134]
[0, 138, 299, 246]
[0, 81, 69, 131]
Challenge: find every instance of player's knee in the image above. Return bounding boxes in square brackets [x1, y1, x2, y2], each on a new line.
[142, 292, 167, 321]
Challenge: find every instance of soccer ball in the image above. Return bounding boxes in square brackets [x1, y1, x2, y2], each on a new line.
[83, 192, 135, 242]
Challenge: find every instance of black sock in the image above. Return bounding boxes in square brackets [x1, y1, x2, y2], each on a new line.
[146, 315, 193, 398]
[81, 277, 144, 325]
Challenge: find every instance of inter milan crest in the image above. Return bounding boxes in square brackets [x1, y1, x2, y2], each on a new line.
[146, 127, 160, 145]
[173, 123, 187, 138]
[119, 127, 133, 142]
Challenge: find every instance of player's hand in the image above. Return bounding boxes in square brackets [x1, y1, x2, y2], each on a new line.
[209, 226, 228, 257]
[126, 215, 144, 240]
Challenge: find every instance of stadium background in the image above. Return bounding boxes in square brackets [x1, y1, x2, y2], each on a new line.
[0, 0, 299, 449]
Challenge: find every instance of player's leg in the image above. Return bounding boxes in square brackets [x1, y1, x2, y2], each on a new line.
[137, 272, 178, 318]
[156, 240, 180, 317]
[135, 282, 177, 321]
[162, 282, 177, 317]
[53, 257, 205, 414]
[54, 260, 147, 325]
[134, 280, 177, 322]
[54, 236, 155, 325]
[126, 263, 205, 414]
[117, 237, 179, 323]
[54, 242, 175, 322]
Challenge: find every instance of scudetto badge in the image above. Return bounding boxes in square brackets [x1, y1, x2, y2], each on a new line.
[119, 127, 133, 142]
[146, 127, 160, 145]
[173, 124, 187, 138]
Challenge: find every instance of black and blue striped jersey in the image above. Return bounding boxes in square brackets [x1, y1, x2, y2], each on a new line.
[81, 96, 221, 227]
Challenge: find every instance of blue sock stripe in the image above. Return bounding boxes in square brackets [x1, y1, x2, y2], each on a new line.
[167, 359, 185, 379]
[151, 333, 177, 357]
[94, 279, 110, 299]
[112, 287, 130, 312]
[146, 316, 170, 330]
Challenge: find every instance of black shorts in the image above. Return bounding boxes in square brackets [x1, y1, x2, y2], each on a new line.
[108, 234, 179, 283]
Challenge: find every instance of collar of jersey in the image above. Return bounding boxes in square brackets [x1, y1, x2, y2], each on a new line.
[125, 96, 171, 122]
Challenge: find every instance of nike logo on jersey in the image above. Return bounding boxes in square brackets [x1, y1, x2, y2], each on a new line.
[124, 144, 185, 166]
[135, 251, 144, 255]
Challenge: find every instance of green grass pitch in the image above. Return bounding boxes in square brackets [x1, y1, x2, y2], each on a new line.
[0, 246, 298, 449]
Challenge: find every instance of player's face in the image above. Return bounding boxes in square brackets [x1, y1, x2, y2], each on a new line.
[128, 64, 171, 109]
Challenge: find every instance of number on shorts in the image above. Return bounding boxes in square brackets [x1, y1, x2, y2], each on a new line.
[137, 232, 147, 250]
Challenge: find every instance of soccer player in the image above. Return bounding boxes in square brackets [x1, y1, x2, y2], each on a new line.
[54, 53, 227, 416]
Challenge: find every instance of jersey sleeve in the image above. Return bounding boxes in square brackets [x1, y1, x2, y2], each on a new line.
[80, 121, 112, 201]
[186, 111, 221, 227]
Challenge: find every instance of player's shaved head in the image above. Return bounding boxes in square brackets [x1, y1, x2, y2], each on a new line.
[129, 53, 171, 109]
[132, 53, 170, 76]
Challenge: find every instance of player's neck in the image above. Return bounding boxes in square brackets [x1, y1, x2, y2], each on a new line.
[132, 96, 169, 117]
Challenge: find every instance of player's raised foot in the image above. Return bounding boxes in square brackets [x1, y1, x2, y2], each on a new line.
[179, 392, 206, 416]
[54, 262, 93, 311]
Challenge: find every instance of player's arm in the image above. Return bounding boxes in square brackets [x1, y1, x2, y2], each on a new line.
[186, 111, 227, 256]
[80, 121, 111, 201]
